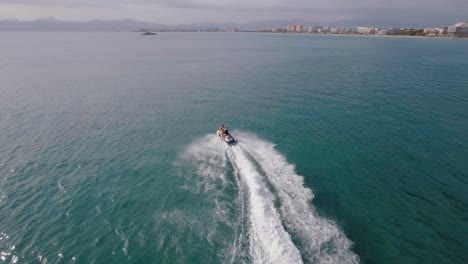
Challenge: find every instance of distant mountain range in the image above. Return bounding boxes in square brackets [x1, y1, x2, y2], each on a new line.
[0, 17, 325, 31]
[0, 17, 170, 31]
[0, 17, 458, 31]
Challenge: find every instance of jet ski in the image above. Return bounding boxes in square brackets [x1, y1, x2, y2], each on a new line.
[217, 126, 237, 145]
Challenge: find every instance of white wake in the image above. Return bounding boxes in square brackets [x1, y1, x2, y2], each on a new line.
[236, 131, 359, 264]
[182, 132, 359, 264]
[227, 146, 303, 264]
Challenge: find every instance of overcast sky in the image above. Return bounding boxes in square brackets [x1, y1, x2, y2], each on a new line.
[0, 0, 466, 26]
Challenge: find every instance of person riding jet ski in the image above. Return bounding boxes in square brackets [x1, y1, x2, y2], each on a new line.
[216, 124, 236, 144]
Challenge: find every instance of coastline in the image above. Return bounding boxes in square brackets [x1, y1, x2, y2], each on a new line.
[219, 31, 468, 40]
[269, 32, 467, 40]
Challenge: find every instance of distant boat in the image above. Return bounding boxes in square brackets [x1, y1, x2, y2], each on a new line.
[141, 32, 157, 35]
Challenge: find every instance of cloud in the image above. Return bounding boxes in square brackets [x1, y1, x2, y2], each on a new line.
[0, 0, 462, 9]
[0, 0, 466, 26]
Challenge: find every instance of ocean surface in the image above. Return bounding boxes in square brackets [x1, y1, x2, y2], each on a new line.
[0, 32, 467, 264]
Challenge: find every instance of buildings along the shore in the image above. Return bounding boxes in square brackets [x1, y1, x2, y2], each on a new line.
[448, 21, 468, 37]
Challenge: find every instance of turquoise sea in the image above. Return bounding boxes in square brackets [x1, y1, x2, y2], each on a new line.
[0, 32, 467, 263]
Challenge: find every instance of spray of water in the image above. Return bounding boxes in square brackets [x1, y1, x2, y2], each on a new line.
[236, 131, 359, 264]
[182, 132, 359, 264]
[227, 146, 303, 264]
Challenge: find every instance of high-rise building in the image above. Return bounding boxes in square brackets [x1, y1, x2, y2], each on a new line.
[295, 24, 303, 33]
[287, 25, 296, 32]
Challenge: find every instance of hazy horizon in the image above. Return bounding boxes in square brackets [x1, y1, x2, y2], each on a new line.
[0, 0, 467, 28]
[0, 16, 465, 30]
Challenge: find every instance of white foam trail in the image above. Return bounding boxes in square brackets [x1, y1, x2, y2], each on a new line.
[182, 132, 359, 263]
[237, 131, 359, 264]
[227, 146, 303, 264]
[181, 135, 243, 262]
[182, 134, 228, 193]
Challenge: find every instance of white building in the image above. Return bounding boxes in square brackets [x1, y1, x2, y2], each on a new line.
[436, 28, 447, 35]
[376, 29, 387, 35]
[448, 21, 468, 37]
[423, 27, 447, 36]
[308, 25, 323, 33]
[321, 26, 330, 33]
[356, 27, 375, 34]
